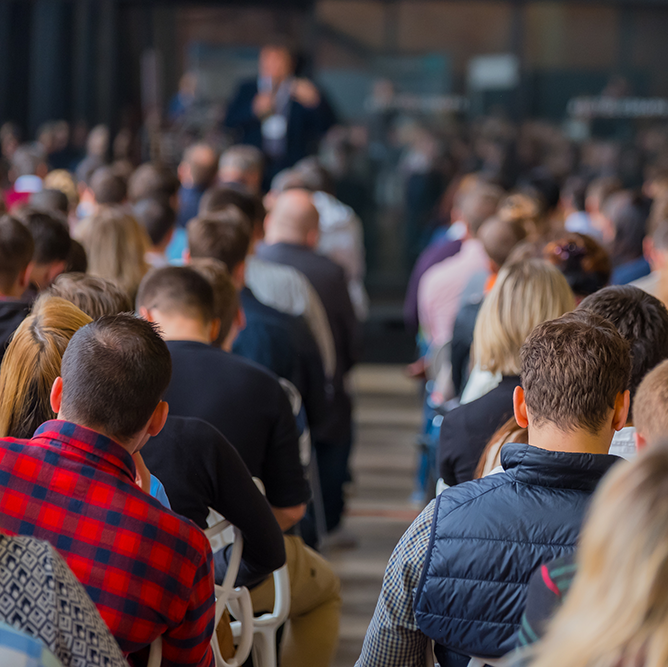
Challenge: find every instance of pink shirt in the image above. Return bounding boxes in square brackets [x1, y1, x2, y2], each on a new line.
[417, 238, 489, 346]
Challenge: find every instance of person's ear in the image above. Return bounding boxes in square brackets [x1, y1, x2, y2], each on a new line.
[50, 376, 64, 415]
[513, 386, 529, 429]
[209, 318, 221, 344]
[612, 390, 631, 432]
[17, 262, 33, 290]
[232, 261, 245, 288]
[47, 260, 67, 285]
[306, 228, 319, 249]
[635, 430, 648, 451]
[138, 306, 153, 322]
[147, 401, 169, 438]
[183, 248, 191, 264]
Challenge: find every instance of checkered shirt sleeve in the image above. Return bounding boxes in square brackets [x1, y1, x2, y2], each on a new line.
[355, 500, 436, 667]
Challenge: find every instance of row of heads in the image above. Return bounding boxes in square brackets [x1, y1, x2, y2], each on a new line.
[0, 262, 660, 449]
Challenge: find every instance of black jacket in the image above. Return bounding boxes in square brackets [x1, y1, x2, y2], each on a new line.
[256, 242, 360, 444]
[0, 299, 30, 362]
[438, 376, 520, 486]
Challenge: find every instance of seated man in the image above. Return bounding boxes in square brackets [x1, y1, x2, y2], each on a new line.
[16, 209, 71, 291]
[0, 215, 33, 360]
[187, 207, 327, 436]
[136, 266, 341, 667]
[199, 184, 336, 380]
[259, 189, 360, 534]
[577, 285, 668, 459]
[134, 197, 176, 268]
[357, 311, 630, 667]
[0, 315, 215, 666]
[517, 357, 668, 646]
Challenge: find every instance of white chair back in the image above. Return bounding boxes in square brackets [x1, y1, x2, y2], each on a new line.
[147, 510, 254, 667]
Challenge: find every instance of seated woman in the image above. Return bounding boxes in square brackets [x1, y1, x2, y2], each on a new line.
[0, 532, 127, 667]
[438, 259, 574, 486]
[521, 444, 668, 667]
[0, 295, 168, 506]
[74, 205, 150, 302]
[605, 192, 651, 285]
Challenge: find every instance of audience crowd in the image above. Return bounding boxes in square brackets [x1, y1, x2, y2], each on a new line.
[3, 49, 668, 666]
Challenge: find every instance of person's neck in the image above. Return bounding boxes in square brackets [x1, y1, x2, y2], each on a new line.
[264, 233, 307, 247]
[527, 421, 614, 455]
[152, 315, 212, 345]
[0, 282, 24, 299]
[57, 413, 142, 455]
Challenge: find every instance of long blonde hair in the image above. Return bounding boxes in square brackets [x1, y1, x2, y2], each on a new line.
[472, 259, 575, 376]
[0, 296, 91, 438]
[530, 446, 668, 667]
[75, 205, 150, 302]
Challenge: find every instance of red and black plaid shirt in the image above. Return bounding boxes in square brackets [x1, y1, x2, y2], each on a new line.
[0, 420, 215, 667]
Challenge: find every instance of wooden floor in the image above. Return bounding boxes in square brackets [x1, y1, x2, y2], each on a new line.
[326, 365, 423, 667]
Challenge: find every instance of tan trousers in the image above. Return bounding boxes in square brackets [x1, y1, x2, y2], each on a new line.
[250, 535, 342, 667]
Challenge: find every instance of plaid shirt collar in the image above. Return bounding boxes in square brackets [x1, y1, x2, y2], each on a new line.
[32, 420, 137, 483]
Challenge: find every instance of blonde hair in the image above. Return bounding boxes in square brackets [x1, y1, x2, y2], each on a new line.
[530, 445, 668, 667]
[75, 205, 150, 302]
[472, 260, 575, 375]
[43, 169, 78, 210]
[633, 359, 668, 443]
[0, 296, 91, 438]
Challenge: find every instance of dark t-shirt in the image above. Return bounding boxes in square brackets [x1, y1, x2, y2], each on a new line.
[142, 416, 286, 588]
[163, 340, 310, 509]
[0, 299, 30, 362]
[233, 287, 327, 436]
[438, 376, 520, 486]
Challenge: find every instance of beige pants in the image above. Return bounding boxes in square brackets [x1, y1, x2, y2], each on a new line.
[251, 535, 342, 667]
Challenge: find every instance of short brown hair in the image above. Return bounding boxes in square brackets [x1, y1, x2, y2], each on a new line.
[90, 166, 127, 205]
[61, 315, 172, 442]
[189, 258, 239, 345]
[187, 207, 252, 271]
[47, 273, 132, 319]
[461, 184, 504, 236]
[136, 266, 215, 324]
[578, 286, 668, 403]
[520, 311, 630, 434]
[127, 163, 179, 204]
[633, 360, 668, 444]
[0, 215, 33, 293]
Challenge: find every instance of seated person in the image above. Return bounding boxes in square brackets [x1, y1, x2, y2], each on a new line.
[46, 272, 133, 319]
[188, 207, 327, 435]
[134, 197, 176, 268]
[605, 193, 651, 285]
[0, 296, 91, 439]
[136, 266, 341, 667]
[142, 415, 286, 587]
[520, 442, 668, 667]
[0, 214, 33, 360]
[517, 357, 668, 647]
[450, 215, 527, 396]
[0, 532, 127, 667]
[17, 209, 72, 292]
[0, 314, 215, 666]
[577, 285, 668, 459]
[199, 184, 335, 380]
[357, 311, 630, 667]
[439, 260, 574, 486]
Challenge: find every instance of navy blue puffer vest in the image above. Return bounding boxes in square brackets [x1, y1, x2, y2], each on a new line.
[413, 443, 619, 667]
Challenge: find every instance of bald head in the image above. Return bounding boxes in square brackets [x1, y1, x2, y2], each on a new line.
[264, 189, 320, 247]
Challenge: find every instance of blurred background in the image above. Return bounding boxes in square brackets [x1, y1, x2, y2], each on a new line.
[4, 0, 668, 361]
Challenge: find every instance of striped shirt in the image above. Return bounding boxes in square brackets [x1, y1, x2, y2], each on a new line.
[355, 501, 435, 667]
